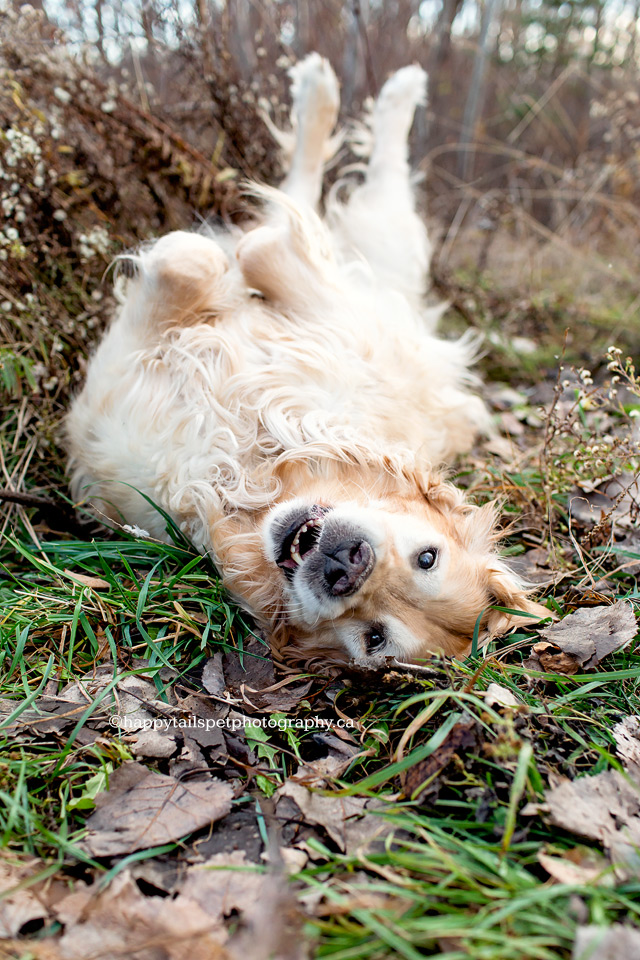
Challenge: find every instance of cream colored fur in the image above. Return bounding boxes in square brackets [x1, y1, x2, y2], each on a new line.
[66, 55, 546, 666]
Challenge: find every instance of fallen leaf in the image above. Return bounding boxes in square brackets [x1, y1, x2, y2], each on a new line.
[129, 727, 178, 758]
[222, 640, 313, 713]
[177, 695, 227, 751]
[563, 584, 614, 611]
[528, 642, 583, 675]
[569, 474, 640, 531]
[52, 871, 228, 960]
[275, 781, 391, 853]
[572, 925, 640, 960]
[79, 762, 233, 856]
[201, 652, 226, 697]
[484, 683, 522, 709]
[169, 735, 209, 780]
[508, 547, 560, 586]
[0, 856, 53, 937]
[401, 717, 479, 802]
[297, 732, 361, 783]
[0, 699, 80, 739]
[538, 848, 613, 886]
[63, 569, 110, 589]
[0, 863, 304, 960]
[223, 640, 275, 701]
[530, 602, 637, 674]
[523, 769, 640, 877]
[178, 851, 304, 959]
[613, 716, 640, 774]
[278, 846, 309, 873]
[180, 850, 266, 921]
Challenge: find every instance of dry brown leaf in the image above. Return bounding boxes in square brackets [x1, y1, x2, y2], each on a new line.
[572, 924, 640, 960]
[524, 769, 640, 876]
[296, 732, 361, 783]
[201, 652, 226, 697]
[52, 871, 228, 960]
[62, 569, 110, 589]
[179, 851, 305, 959]
[79, 762, 233, 856]
[1, 862, 305, 960]
[129, 727, 178, 758]
[275, 781, 391, 853]
[180, 850, 266, 921]
[538, 848, 613, 887]
[531, 602, 637, 674]
[401, 717, 479, 802]
[613, 716, 640, 773]
[509, 547, 560, 586]
[222, 640, 313, 713]
[0, 856, 54, 937]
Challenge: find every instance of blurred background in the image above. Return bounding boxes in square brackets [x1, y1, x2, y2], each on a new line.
[1, 0, 639, 496]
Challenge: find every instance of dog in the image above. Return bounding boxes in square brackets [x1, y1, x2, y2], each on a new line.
[66, 54, 546, 666]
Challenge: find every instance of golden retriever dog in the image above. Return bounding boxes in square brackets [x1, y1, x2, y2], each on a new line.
[66, 54, 546, 666]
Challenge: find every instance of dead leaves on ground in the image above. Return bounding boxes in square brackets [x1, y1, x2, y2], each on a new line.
[0, 854, 303, 960]
[527, 770, 640, 878]
[0, 644, 380, 957]
[400, 716, 480, 802]
[525, 601, 637, 675]
[1, 608, 639, 957]
[572, 924, 640, 960]
[527, 712, 640, 884]
[275, 781, 392, 855]
[80, 763, 233, 857]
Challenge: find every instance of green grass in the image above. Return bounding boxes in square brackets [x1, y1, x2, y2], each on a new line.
[1, 244, 639, 958]
[1, 510, 638, 956]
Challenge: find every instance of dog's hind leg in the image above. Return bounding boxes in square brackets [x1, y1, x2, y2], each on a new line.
[280, 53, 341, 210]
[237, 55, 341, 307]
[332, 66, 432, 309]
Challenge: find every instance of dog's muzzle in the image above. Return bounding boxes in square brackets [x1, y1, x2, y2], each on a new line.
[272, 504, 376, 598]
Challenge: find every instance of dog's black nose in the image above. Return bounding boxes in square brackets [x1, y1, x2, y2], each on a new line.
[323, 539, 374, 596]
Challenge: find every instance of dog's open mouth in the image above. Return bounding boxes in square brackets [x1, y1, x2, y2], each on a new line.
[275, 506, 328, 576]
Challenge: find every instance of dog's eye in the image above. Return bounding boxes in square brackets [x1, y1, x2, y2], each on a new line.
[365, 625, 386, 654]
[417, 548, 438, 570]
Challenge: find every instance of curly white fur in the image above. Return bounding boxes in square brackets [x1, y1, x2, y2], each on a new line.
[66, 56, 544, 665]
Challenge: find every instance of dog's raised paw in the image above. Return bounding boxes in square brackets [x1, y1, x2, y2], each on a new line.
[288, 52, 340, 131]
[377, 65, 428, 111]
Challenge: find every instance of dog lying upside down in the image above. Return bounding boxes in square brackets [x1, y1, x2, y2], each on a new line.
[66, 54, 546, 665]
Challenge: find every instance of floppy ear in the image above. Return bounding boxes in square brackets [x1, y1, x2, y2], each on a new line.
[411, 470, 552, 641]
[482, 558, 551, 640]
[457, 499, 552, 640]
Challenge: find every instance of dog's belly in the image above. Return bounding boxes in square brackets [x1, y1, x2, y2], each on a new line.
[67, 280, 484, 547]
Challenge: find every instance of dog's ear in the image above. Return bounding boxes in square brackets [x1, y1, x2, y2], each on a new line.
[421, 484, 552, 640]
[481, 558, 550, 640]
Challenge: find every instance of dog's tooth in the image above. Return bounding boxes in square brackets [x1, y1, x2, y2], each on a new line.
[301, 524, 308, 533]
[291, 549, 303, 565]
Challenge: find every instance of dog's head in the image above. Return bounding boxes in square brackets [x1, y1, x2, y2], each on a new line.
[257, 471, 547, 665]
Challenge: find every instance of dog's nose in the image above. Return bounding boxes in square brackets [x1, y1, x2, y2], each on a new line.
[323, 539, 374, 596]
